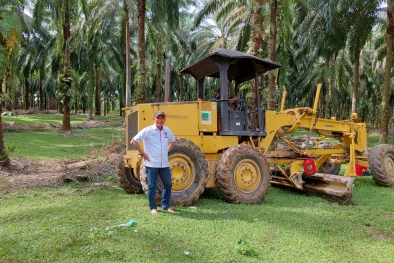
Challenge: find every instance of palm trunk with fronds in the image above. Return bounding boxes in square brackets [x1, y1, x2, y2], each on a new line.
[380, 1, 393, 143]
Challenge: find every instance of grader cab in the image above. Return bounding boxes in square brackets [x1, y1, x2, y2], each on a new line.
[116, 48, 394, 205]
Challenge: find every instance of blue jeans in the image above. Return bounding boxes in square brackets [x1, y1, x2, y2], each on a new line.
[145, 167, 172, 210]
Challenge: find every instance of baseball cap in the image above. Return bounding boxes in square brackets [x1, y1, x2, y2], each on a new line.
[154, 110, 166, 118]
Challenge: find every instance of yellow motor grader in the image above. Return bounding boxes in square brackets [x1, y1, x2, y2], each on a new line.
[116, 48, 394, 205]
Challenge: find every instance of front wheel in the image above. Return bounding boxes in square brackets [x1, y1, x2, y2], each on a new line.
[115, 151, 143, 194]
[140, 138, 209, 206]
[215, 144, 270, 204]
[369, 144, 394, 186]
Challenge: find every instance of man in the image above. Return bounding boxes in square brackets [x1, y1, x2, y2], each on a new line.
[213, 88, 239, 101]
[131, 111, 176, 215]
[213, 88, 239, 112]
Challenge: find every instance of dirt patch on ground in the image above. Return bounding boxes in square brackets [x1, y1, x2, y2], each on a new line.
[366, 230, 390, 241]
[0, 115, 125, 197]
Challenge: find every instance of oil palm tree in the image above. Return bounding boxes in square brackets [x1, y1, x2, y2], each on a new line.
[194, 0, 261, 52]
[380, 0, 393, 143]
[287, 0, 350, 114]
[346, 0, 381, 115]
[33, 0, 85, 130]
[194, 0, 271, 124]
[0, 2, 23, 165]
[134, 0, 181, 103]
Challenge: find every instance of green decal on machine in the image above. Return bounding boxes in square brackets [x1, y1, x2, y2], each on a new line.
[201, 111, 211, 125]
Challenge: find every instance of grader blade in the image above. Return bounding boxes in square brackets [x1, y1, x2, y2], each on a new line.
[302, 173, 354, 204]
[270, 172, 355, 204]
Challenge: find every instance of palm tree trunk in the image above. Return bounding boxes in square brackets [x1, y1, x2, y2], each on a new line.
[0, 78, 9, 166]
[74, 81, 78, 114]
[46, 93, 49, 111]
[155, 48, 162, 102]
[321, 84, 326, 118]
[379, 1, 393, 143]
[87, 62, 94, 120]
[268, 0, 278, 109]
[372, 82, 380, 129]
[362, 78, 367, 101]
[30, 93, 34, 109]
[351, 51, 360, 116]
[39, 70, 43, 111]
[179, 73, 184, 101]
[250, 0, 265, 125]
[61, 0, 72, 131]
[94, 65, 101, 116]
[136, 0, 146, 104]
[24, 78, 29, 110]
[124, 0, 131, 107]
[104, 92, 109, 116]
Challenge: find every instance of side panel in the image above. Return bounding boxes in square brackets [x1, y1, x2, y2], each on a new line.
[199, 101, 218, 132]
[153, 102, 200, 136]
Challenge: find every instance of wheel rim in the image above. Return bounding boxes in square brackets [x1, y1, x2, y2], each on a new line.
[169, 153, 195, 192]
[384, 154, 394, 176]
[234, 158, 261, 193]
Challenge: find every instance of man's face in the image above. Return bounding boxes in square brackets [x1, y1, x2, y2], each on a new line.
[154, 115, 166, 128]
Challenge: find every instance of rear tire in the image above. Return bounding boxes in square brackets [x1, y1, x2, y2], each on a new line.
[115, 151, 143, 194]
[140, 138, 209, 206]
[318, 158, 341, 175]
[215, 144, 270, 204]
[369, 144, 394, 186]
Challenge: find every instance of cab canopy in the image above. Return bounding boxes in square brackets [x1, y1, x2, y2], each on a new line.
[180, 48, 281, 84]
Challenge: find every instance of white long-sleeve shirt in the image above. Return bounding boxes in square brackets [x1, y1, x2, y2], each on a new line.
[132, 124, 175, 168]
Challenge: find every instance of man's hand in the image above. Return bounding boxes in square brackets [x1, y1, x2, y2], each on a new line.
[141, 152, 149, 161]
[131, 139, 149, 160]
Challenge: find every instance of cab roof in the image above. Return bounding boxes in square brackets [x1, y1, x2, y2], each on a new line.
[180, 48, 281, 83]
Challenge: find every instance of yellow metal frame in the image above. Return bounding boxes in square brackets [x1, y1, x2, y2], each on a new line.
[123, 83, 369, 194]
[262, 84, 368, 178]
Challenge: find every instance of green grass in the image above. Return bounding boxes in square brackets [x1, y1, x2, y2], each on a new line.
[368, 133, 394, 147]
[3, 112, 124, 159]
[1, 113, 394, 262]
[4, 127, 124, 159]
[1, 178, 393, 263]
[2, 111, 120, 126]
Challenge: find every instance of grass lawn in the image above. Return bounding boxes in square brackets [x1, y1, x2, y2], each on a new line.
[3, 112, 124, 159]
[0, 112, 394, 262]
[4, 127, 124, 160]
[1, 178, 393, 263]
